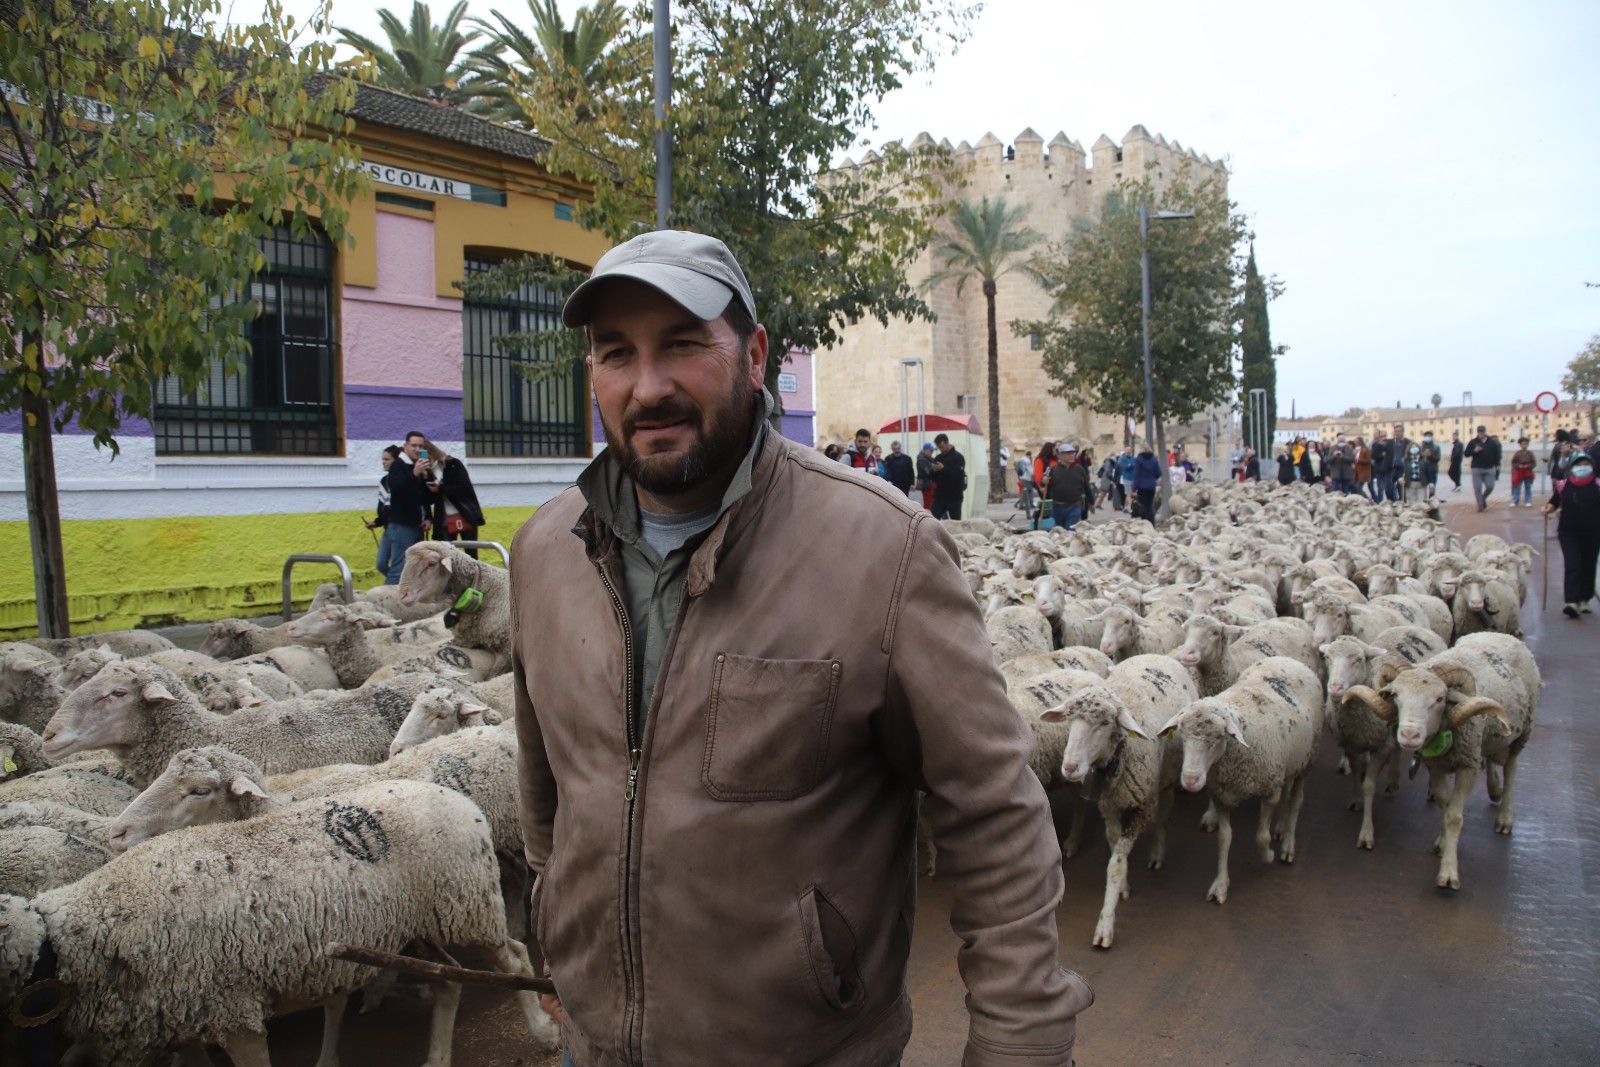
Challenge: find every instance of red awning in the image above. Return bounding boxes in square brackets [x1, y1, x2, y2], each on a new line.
[877, 413, 981, 434]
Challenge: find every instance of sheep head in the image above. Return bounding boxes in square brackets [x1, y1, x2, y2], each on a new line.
[0, 646, 57, 705]
[1348, 661, 1501, 751]
[1096, 606, 1142, 660]
[108, 745, 273, 853]
[42, 661, 186, 761]
[390, 687, 496, 757]
[1175, 614, 1234, 670]
[1320, 637, 1383, 700]
[199, 679, 270, 713]
[398, 542, 461, 606]
[58, 647, 122, 691]
[1159, 701, 1250, 793]
[1040, 686, 1147, 783]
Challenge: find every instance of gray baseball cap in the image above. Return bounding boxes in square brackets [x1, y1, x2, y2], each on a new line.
[562, 229, 757, 328]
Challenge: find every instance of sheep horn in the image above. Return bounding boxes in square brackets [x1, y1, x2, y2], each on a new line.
[1373, 657, 1408, 688]
[1340, 685, 1396, 722]
[1446, 696, 1512, 729]
[1429, 663, 1477, 696]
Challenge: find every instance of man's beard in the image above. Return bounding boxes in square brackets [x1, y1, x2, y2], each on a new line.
[603, 376, 755, 496]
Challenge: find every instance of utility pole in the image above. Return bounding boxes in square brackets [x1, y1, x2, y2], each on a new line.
[652, 0, 672, 230]
[1138, 202, 1194, 521]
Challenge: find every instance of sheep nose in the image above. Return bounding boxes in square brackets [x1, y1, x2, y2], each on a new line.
[1396, 729, 1424, 750]
[1181, 772, 1205, 792]
[106, 826, 129, 852]
[1328, 683, 1344, 697]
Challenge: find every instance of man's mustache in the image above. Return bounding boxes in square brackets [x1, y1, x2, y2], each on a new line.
[624, 401, 701, 436]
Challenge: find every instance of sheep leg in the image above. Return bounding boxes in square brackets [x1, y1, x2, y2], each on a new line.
[1147, 787, 1174, 871]
[314, 992, 348, 1067]
[1199, 799, 1220, 833]
[1094, 821, 1137, 949]
[1385, 749, 1402, 794]
[421, 982, 462, 1067]
[218, 1030, 272, 1067]
[1357, 754, 1381, 850]
[1485, 762, 1504, 804]
[496, 938, 562, 1050]
[1425, 763, 1444, 804]
[1278, 776, 1307, 864]
[1206, 806, 1233, 903]
[1494, 755, 1520, 835]
[1335, 752, 1352, 776]
[1435, 767, 1476, 891]
[1256, 793, 1280, 863]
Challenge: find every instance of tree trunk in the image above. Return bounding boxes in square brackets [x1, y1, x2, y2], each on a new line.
[984, 279, 1003, 504]
[21, 380, 71, 637]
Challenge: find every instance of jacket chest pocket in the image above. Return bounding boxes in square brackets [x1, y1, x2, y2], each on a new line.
[702, 653, 841, 801]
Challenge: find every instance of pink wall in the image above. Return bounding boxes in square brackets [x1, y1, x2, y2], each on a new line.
[342, 212, 463, 394]
[776, 347, 814, 411]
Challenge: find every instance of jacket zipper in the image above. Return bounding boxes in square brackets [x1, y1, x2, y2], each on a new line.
[594, 561, 642, 1063]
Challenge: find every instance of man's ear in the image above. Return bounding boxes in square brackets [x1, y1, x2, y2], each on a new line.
[747, 323, 770, 393]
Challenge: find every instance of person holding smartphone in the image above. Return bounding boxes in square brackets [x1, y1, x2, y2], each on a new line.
[379, 432, 432, 583]
[419, 436, 486, 558]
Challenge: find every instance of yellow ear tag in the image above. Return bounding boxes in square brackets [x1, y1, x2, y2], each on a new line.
[2, 756, 17, 775]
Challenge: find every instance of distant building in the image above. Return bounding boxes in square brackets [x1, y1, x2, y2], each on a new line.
[1274, 399, 1578, 447]
[813, 125, 1228, 454]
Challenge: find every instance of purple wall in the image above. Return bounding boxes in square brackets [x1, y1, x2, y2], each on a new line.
[0, 408, 152, 437]
[344, 385, 465, 442]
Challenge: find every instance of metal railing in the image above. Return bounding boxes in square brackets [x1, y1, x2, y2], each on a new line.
[451, 541, 510, 567]
[282, 554, 353, 621]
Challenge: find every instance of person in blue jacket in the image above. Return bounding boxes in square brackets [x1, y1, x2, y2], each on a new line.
[1131, 448, 1163, 521]
[1115, 446, 1138, 512]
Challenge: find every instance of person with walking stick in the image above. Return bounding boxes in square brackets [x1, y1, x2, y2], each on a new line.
[1542, 452, 1600, 618]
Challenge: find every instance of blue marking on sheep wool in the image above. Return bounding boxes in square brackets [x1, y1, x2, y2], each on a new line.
[323, 802, 390, 863]
[436, 646, 473, 670]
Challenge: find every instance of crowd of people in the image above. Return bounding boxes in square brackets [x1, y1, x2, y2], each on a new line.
[365, 430, 486, 583]
[822, 427, 969, 519]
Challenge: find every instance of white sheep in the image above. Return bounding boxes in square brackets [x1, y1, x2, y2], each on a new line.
[1096, 604, 1186, 663]
[286, 604, 501, 688]
[1340, 633, 1538, 889]
[1319, 637, 1402, 850]
[59, 646, 308, 705]
[985, 604, 1055, 663]
[0, 825, 109, 896]
[0, 642, 69, 732]
[999, 647, 1113, 693]
[1367, 593, 1454, 646]
[1172, 615, 1320, 698]
[43, 661, 463, 786]
[0, 776, 555, 1066]
[0, 799, 114, 846]
[388, 688, 500, 756]
[24, 629, 175, 659]
[397, 542, 512, 657]
[1039, 654, 1198, 948]
[1160, 658, 1323, 903]
[1300, 588, 1411, 646]
[0, 759, 139, 817]
[1449, 568, 1521, 639]
[311, 580, 451, 622]
[1369, 625, 1448, 665]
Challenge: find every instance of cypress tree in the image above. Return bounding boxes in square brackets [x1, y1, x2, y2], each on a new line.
[1239, 246, 1276, 454]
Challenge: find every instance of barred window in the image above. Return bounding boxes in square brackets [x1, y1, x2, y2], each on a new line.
[462, 256, 587, 457]
[154, 225, 338, 455]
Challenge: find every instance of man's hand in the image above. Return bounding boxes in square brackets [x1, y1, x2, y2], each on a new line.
[539, 992, 568, 1026]
[413, 460, 430, 477]
[931, 460, 944, 471]
[1542, 503, 1556, 516]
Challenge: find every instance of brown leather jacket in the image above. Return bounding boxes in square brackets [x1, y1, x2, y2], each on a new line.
[511, 434, 1091, 1067]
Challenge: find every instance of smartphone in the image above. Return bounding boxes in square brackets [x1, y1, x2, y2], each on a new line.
[417, 448, 429, 462]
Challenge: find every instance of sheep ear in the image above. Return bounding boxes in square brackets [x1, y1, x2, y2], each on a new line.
[1039, 706, 1068, 724]
[439, 553, 455, 574]
[458, 701, 490, 724]
[1115, 705, 1149, 739]
[1446, 696, 1511, 729]
[229, 776, 268, 800]
[1156, 711, 1187, 738]
[237, 690, 267, 709]
[1222, 712, 1251, 748]
[140, 681, 178, 704]
[1222, 623, 1246, 641]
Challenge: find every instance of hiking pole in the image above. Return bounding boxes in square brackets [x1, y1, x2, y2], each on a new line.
[1542, 510, 1550, 612]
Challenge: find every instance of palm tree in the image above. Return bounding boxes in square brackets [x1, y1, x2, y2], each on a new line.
[469, 0, 626, 126]
[337, 1, 482, 105]
[931, 196, 1044, 502]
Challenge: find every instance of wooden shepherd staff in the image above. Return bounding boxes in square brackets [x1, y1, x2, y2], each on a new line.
[1542, 509, 1550, 612]
[325, 942, 556, 995]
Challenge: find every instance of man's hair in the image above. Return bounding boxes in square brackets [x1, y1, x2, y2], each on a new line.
[934, 433, 950, 446]
[1519, 437, 1529, 444]
[1477, 425, 1488, 433]
[383, 445, 402, 458]
[855, 428, 871, 439]
[404, 430, 426, 443]
[721, 297, 756, 351]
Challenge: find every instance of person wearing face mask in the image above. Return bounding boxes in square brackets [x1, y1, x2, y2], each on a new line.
[1544, 455, 1600, 618]
[1401, 443, 1428, 504]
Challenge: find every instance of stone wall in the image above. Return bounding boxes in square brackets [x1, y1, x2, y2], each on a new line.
[815, 126, 1226, 453]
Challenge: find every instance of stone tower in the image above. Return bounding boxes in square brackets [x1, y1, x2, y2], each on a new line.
[813, 125, 1226, 453]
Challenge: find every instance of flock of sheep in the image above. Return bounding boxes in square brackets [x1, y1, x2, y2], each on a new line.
[959, 480, 1540, 949]
[0, 542, 549, 1065]
[0, 479, 1543, 1063]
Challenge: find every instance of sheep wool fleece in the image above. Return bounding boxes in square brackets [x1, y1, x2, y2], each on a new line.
[0, 781, 507, 1066]
[511, 432, 1092, 1067]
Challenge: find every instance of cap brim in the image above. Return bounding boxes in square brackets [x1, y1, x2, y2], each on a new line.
[563, 263, 735, 328]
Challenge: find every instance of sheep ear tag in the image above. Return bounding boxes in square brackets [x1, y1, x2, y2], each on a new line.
[444, 587, 484, 628]
[1, 754, 15, 777]
[1420, 729, 1454, 759]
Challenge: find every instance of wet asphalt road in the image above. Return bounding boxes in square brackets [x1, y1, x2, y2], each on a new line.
[268, 496, 1598, 1066]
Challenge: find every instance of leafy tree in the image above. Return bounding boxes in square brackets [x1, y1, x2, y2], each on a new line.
[337, 0, 481, 104]
[1016, 166, 1255, 518]
[1, 0, 366, 636]
[1562, 334, 1600, 433]
[1238, 245, 1276, 459]
[468, 0, 629, 126]
[1430, 392, 1443, 408]
[929, 197, 1042, 502]
[500, 0, 975, 409]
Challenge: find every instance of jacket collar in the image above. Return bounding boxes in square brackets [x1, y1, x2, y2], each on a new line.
[573, 388, 779, 592]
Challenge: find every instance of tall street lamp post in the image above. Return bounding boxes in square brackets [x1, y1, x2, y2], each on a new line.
[653, 0, 672, 229]
[1138, 203, 1194, 517]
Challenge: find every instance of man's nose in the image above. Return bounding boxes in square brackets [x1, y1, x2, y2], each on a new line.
[631, 353, 676, 406]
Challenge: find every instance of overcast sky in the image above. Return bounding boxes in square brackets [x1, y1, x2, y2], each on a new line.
[292, 0, 1599, 418]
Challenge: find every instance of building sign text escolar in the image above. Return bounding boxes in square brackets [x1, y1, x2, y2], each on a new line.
[360, 160, 478, 200]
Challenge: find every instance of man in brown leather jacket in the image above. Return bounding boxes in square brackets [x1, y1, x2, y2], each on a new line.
[511, 230, 1092, 1067]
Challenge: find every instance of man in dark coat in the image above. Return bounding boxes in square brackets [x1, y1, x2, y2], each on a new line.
[883, 440, 915, 496]
[929, 433, 966, 519]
